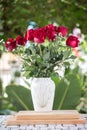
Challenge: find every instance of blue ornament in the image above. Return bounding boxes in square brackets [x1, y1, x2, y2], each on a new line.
[27, 21, 37, 30]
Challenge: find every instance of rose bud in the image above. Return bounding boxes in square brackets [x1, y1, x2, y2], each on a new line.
[57, 26, 68, 37]
[66, 35, 79, 48]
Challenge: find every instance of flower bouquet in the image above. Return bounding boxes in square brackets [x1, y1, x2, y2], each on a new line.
[4, 24, 79, 111]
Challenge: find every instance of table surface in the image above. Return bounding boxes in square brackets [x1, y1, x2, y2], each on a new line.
[0, 115, 87, 130]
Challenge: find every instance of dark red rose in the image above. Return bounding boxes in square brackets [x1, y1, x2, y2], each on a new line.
[25, 29, 34, 41]
[66, 35, 79, 48]
[45, 24, 57, 41]
[5, 38, 16, 51]
[57, 26, 68, 37]
[34, 27, 46, 44]
[16, 35, 26, 46]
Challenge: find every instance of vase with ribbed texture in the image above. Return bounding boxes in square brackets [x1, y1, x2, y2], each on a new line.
[31, 78, 55, 111]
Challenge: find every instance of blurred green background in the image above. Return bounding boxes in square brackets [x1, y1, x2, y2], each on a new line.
[0, 0, 87, 39]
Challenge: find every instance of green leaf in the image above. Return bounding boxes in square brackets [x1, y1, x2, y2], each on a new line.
[64, 62, 70, 66]
[6, 85, 33, 111]
[43, 40, 50, 47]
[51, 75, 60, 86]
[63, 50, 71, 60]
[53, 74, 82, 110]
[0, 109, 11, 115]
[69, 55, 77, 59]
[43, 52, 50, 60]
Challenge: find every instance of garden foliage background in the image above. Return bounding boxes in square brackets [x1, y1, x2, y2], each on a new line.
[0, 0, 87, 39]
[0, 0, 87, 114]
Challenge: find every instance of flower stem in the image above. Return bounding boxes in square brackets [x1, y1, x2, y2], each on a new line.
[39, 45, 42, 56]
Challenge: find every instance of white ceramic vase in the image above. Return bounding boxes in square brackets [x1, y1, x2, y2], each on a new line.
[31, 78, 55, 111]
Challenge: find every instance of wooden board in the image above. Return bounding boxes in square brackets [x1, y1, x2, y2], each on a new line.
[6, 116, 86, 125]
[5, 110, 86, 125]
[16, 110, 80, 120]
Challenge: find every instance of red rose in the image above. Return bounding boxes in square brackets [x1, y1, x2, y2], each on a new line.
[57, 26, 68, 37]
[66, 35, 79, 48]
[5, 38, 16, 51]
[16, 35, 26, 46]
[25, 29, 34, 41]
[45, 24, 57, 41]
[45, 24, 57, 31]
[34, 27, 46, 44]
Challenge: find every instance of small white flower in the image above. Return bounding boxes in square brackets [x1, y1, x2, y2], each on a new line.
[72, 27, 85, 43]
[73, 27, 81, 35]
